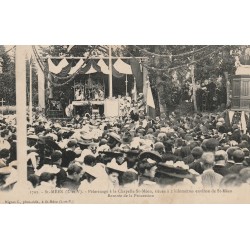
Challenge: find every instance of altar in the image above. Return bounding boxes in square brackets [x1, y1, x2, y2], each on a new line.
[71, 99, 120, 117]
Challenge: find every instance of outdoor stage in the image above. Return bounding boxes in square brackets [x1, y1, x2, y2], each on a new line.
[71, 98, 120, 118]
[37, 53, 149, 119]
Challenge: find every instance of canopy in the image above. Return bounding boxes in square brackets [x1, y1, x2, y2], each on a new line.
[48, 58, 133, 77]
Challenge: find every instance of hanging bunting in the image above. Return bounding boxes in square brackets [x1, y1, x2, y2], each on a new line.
[79, 61, 91, 74]
[97, 59, 110, 74]
[113, 58, 132, 74]
[48, 58, 69, 74]
[57, 61, 73, 77]
[102, 59, 124, 78]
[130, 58, 143, 93]
[69, 59, 84, 75]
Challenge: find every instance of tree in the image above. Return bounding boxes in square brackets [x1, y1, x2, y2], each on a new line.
[0, 46, 16, 106]
[128, 45, 246, 115]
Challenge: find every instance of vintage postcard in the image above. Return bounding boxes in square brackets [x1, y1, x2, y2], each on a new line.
[1, 45, 250, 204]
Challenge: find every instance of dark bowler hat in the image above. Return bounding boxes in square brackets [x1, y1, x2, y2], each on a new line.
[123, 149, 141, 155]
[98, 151, 123, 157]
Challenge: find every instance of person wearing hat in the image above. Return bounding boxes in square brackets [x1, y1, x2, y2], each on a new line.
[105, 159, 127, 188]
[91, 159, 127, 189]
[36, 172, 57, 191]
[35, 150, 63, 177]
[61, 139, 78, 168]
[225, 147, 239, 168]
[213, 150, 231, 176]
[0, 165, 18, 191]
[153, 142, 165, 155]
[78, 165, 104, 189]
[123, 149, 139, 169]
[0, 148, 10, 168]
[138, 158, 157, 186]
[0, 166, 12, 191]
[107, 132, 121, 149]
[189, 147, 204, 174]
[61, 163, 84, 191]
[155, 161, 196, 188]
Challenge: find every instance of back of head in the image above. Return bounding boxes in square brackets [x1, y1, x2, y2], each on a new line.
[0, 148, 10, 159]
[226, 147, 239, 160]
[175, 138, 183, 147]
[180, 146, 191, 158]
[67, 139, 77, 148]
[51, 150, 62, 163]
[154, 142, 164, 153]
[220, 174, 243, 188]
[67, 163, 82, 175]
[39, 172, 56, 182]
[84, 155, 96, 166]
[239, 167, 250, 183]
[204, 138, 219, 152]
[215, 150, 228, 166]
[201, 152, 215, 169]
[122, 171, 138, 185]
[232, 149, 245, 163]
[191, 147, 203, 159]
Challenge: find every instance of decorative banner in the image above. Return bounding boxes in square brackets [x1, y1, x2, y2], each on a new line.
[57, 61, 72, 77]
[48, 58, 130, 78]
[79, 59, 101, 74]
[130, 58, 143, 93]
[69, 59, 84, 75]
[102, 59, 124, 78]
[113, 58, 132, 74]
[48, 58, 69, 74]
[97, 59, 110, 74]
[146, 79, 155, 118]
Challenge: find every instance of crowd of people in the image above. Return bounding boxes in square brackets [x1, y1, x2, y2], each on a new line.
[1, 106, 250, 192]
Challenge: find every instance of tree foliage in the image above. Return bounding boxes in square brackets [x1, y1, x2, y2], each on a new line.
[0, 46, 16, 105]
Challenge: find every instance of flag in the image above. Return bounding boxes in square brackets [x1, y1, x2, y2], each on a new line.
[146, 79, 155, 118]
[130, 58, 143, 93]
[224, 110, 231, 130]
[228, 110, 234, 124]
[241, 111, 247, 133]
[131, 79, 137, 101]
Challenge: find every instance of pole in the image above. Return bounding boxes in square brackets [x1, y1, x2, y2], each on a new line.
[29, 58, 33, 124]
[15, 45, 27, 188]
[125, 74, 128, 96]
[191, 52, 197, 112]
[109, 45, 113, 98]
[1, 98, 4, 116]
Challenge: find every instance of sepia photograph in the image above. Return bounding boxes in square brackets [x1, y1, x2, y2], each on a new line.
[1, 45, 250, 203]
